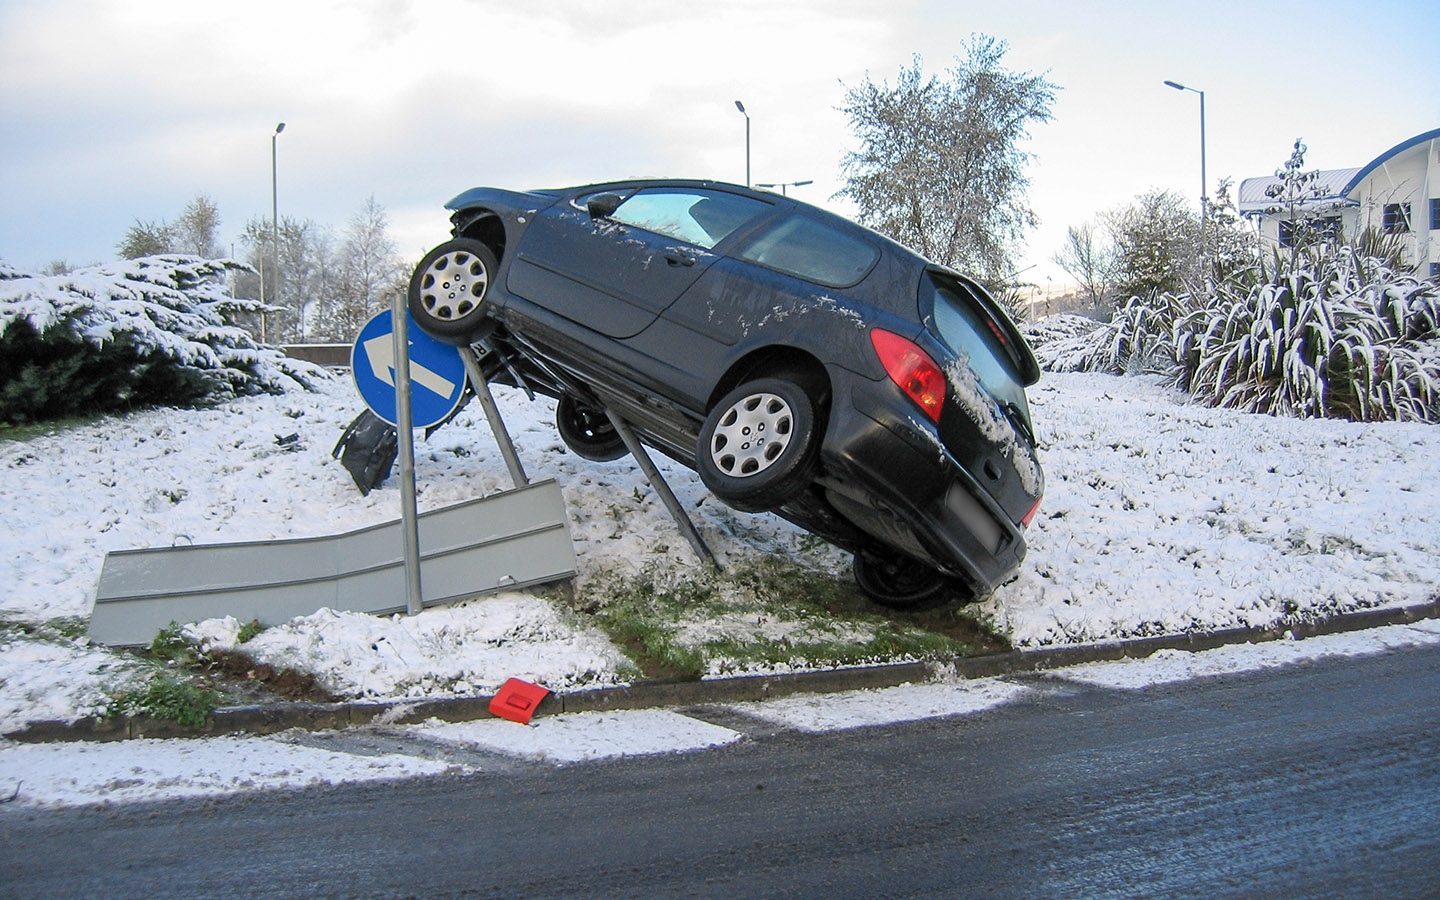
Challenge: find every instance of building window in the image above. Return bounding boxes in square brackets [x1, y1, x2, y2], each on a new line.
[1431, 198, 1439, 231]
[1383, 202, 1411, 234]
[1279, 216, 1341, 247]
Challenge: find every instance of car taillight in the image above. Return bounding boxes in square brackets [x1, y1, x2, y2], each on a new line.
[1021, 496, 1042, 528]
[871, 329, 945, 423]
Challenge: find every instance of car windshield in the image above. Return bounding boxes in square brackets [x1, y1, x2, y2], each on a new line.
[607, 188, 769, 250]
[925, 276, 1033, 433]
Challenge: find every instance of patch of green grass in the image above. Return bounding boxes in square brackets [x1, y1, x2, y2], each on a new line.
[0, 616, 90, 643]
[147, 620, 201, 665]
[0, 412, 111, 442]
[109, 675, 219, 728]
[571, 555, 991, 679]
[236, 619, 266, 644]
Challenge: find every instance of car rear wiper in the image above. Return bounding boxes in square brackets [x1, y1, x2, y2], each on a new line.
[1003, 402, 1036, 444]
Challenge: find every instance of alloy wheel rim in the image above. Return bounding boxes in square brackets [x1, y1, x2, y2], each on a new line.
[419, 250, 488, 323]
[709, 392, 794, 477]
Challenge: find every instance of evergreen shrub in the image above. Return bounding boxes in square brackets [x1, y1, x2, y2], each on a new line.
[0, 256, 324, 425]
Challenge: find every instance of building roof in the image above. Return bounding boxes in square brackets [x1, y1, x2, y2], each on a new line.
[1339, 127, 1440, 196]
[1237, 167, 1360, 213]
[1238, 128, 1440, 215]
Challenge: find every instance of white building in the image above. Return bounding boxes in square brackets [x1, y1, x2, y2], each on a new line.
[1238, 128, 1440, 278]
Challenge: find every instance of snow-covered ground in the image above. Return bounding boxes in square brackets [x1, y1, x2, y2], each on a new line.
[2, 368, 1438, 807]
[3, 370, 1439, 729]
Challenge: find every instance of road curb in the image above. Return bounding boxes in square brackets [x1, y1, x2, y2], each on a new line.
[7, 598, 1437, 744]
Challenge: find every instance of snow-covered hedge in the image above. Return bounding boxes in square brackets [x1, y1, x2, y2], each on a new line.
[0, 256, 326, 424]
[1023, 249, 1440, 423]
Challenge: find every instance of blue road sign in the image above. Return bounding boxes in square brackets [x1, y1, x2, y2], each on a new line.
[351, 309, 468, 428]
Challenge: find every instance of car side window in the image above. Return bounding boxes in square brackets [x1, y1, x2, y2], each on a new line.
[734, 214, 879, 287]
[606, 189, 770, 250]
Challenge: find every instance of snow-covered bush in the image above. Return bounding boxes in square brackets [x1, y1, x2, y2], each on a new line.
[1181, 247, 1439, 421]
[1023, 293, 1198, 381]
[0, 256, 326, 424]
[1021, 313, 1109, 373]
[1025, 248, 1440, 423]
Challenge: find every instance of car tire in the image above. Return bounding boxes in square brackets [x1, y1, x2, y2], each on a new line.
[852, 550, 956, 611]
[409, 238, 498, 346]
[697, 376, 819, 513]
[556, 394, 629, 462]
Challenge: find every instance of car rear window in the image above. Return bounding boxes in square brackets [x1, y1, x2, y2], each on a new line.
[735, 214, 880, 287]
[926, 276, 1032, 429]
[606, 188, 770, 250]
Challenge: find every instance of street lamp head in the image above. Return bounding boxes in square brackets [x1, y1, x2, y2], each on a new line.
[733, 100, 746, 116]
[275, 122, 286, 135]
[1163, 80, 1185, 91]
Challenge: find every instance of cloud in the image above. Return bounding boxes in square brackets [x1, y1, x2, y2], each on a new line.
[2, 0, 1435, 281]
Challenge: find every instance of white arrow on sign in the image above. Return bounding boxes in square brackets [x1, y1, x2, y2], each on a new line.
[363, 334, 459, 398]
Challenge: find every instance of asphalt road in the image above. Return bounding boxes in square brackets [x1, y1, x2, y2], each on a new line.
[4, 643, 1438, 900]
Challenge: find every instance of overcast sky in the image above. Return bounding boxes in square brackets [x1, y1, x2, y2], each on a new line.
[2, 0, 1436, 288]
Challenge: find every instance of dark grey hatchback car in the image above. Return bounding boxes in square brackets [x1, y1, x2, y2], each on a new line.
[408, 179, 1043, 608]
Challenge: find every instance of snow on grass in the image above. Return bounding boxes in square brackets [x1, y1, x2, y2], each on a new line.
[977, 372, 1440, 647]
[185, 595, 635, 699]
[0, 626, 152, 733]
[1, 369, 1438, 735]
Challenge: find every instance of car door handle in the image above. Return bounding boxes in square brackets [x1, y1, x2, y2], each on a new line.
[663, 250, 696, 267]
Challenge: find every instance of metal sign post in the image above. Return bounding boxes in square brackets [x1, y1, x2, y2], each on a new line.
[390, 294, 424, 616]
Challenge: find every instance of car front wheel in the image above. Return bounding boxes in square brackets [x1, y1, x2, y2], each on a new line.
[409, 238, 497, 345]
[697, 376, 819, 513]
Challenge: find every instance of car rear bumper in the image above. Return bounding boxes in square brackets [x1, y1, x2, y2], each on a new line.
[818, 374, 1030, 594]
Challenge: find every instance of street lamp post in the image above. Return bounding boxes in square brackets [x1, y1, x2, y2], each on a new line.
[755, 179, 813, 197]
[270, 122, 285, 344]
[733, 100, 750, 187]
[1163, 80, 1207, 263]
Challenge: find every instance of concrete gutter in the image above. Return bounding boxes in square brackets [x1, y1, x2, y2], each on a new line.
[7, 598, 1438, 744]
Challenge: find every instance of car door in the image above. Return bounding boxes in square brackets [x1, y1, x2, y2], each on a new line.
[507, 186, 772, 340]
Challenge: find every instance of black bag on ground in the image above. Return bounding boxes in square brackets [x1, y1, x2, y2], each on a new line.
[332, 410, 398, 495]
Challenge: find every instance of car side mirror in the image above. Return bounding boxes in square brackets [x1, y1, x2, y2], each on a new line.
[587, 193, 623, 219]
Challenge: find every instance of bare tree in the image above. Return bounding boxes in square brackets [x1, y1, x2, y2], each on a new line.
[117, 194, 222, 260]
[837, 36, 1057, 284]
[1052, 223, 1115, 310]
[236, 215, 340, 343]
[173, 194, 222, 259]
[332, 196, 405, 341]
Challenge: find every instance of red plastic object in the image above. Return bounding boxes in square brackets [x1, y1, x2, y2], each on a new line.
[488, 678, 551, 725]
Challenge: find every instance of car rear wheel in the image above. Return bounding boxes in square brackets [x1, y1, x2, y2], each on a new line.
[852, 549, 954, 610]
[697, 376, 819, 513]
[555, 394, 629, 462]
[409, 238, 497, 345]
